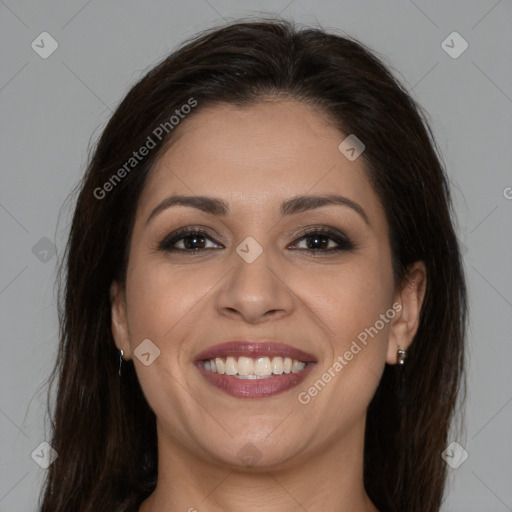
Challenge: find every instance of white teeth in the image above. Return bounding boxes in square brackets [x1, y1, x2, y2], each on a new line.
[202, 356, 307, 376]
[237, 356, 254, 375]
[271, 356, 284, 375]
[225, 356, 237, 375]
[292, 360, 306, 373]
[215, 357, 225, 374]
[254, 357, 272, 376]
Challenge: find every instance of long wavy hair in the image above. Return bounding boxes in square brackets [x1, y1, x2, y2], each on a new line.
[40, 17, 467, 512]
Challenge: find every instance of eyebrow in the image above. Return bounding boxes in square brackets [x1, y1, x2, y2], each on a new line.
[145, 194, 370, 226]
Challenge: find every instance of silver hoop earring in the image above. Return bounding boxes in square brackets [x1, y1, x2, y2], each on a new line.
[397, 347, 407, 366]
[118, 349, 124, 377]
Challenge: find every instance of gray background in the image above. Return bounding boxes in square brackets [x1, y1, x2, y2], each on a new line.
[1, 1, 511, 511]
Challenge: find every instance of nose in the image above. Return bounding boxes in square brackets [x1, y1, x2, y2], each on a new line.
[215, 241, 296, 324]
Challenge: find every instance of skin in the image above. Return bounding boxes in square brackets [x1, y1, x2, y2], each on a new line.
[110, 98, 426, 512]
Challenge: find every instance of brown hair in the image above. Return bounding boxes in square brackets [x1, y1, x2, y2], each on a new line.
[40, 18, 467, 512]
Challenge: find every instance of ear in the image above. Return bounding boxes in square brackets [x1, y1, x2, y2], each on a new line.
[110, 280, 132, 359]
[386, 261, 427, 365]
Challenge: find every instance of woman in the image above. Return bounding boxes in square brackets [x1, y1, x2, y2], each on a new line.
[40, 18, 467, 512]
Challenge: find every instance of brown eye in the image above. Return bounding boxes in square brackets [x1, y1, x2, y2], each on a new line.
[290, 228, 355, 253]
[157, 228, 222, 253]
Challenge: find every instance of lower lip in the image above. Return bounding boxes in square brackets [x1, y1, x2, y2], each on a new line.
[195, 362, 315, 398]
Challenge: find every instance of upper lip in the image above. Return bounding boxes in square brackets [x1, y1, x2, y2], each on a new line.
[194, 341, 317, 363]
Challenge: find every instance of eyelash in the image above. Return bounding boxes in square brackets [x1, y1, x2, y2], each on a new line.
[156, 226, 355, 255]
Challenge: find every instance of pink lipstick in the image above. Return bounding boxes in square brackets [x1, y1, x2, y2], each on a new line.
[194, 341, 316, 399]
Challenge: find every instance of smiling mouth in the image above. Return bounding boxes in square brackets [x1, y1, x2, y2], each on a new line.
[193, 341, 316, 398]
[201, 355, 308, 378]
[195, 356, 315, 398]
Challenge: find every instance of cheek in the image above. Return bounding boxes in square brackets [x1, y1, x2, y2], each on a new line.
[124, 256, 212, 347]
[300, 253, 393, 407]
[308, 257, 393, 345]
[122, 258, 210, 434]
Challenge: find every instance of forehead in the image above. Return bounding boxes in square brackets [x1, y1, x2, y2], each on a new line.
[137, 99, 385, 226]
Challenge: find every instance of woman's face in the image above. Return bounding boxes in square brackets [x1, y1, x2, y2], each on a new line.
[111, 99, 424, 469]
